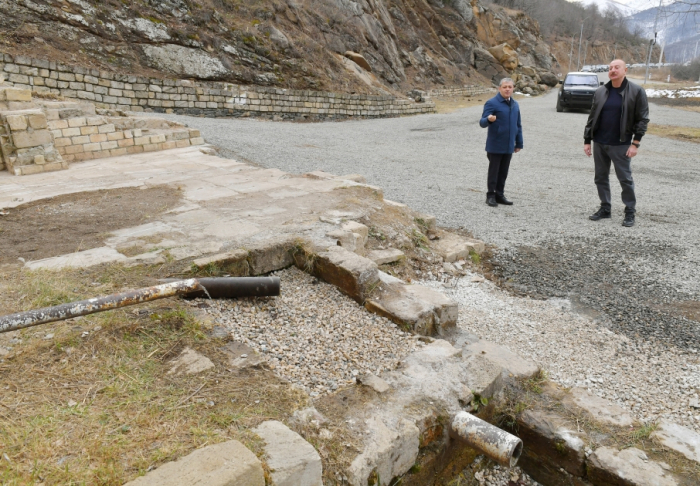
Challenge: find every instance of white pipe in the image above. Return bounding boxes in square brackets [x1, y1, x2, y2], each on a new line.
[451, 411, 523, 467]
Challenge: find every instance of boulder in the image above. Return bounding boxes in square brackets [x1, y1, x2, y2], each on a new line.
[487, 43, 518, 71]
[539, 71, 559, 87]
[123, 440, 264, 486]
[141, 44, 230, 79]
[344, 51, 372, 72]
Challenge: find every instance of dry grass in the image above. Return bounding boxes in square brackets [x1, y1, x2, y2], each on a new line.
[432, 95, 490, 114]
[0, 265, 307, 485]
[647, 123, 700, 144]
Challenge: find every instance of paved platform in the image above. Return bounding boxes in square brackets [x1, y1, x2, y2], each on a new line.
[0, 145, 376, 269]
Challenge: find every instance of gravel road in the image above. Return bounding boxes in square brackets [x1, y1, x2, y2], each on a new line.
[158, 90, 700, 432]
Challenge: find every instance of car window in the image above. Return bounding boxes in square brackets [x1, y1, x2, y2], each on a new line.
[564, 75, 599, 87]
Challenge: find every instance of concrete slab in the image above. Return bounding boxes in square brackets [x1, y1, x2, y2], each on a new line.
[651, 420, 700, 463]
[463, 341, 539, 379]
[25, 246, 128, 270]
[563, 387, 635, 427]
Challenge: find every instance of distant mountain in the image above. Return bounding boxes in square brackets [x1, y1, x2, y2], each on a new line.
[572, 0, 638, 16]
[627, 1, 700, 62]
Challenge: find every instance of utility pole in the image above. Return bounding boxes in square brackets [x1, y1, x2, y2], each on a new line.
[569, 35, 575, 72]
[583, 40, 589, 69]
[577, 22, 584, 71]
[644, 0, 663, 84]
[614, 43, 617, 59]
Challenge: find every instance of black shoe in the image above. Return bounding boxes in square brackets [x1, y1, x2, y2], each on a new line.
[486, 195, 498, 207]
[495, 195, 513, 205]
[589, 207, 611, 221]
[622, 213, 635, 227]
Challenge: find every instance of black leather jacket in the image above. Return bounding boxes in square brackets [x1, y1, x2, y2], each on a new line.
[584, 78, 650, 144]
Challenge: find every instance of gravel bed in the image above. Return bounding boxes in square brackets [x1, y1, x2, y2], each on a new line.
[458, 457, 541, 486]
[423, 274, 700, 433]
[157, 90, 700, 441]
[193, 267, 421, 396]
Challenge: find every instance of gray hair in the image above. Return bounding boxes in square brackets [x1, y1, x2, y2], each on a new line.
[499, 77, 515, 87]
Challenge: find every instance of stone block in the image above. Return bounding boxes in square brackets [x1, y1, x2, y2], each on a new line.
[110, 148, 128, 157]
[80, 126, 98, 135]
[86, 116, 105, 126]
[144, 143, 160, 152]
[247, 237, 295, 275]
[357, 373, 391, 393]
[54, 137, 72, 148]
[587, 447, 677, 486]
[303, 245, 379, 303]
[118, 138, 135, 148]
[27, 113, 47, 129]
[562, 388, 634, 427]
[253, 421, 323, 486]
[72, 135, 90, 145]
[101, 141, 118, 151]
[651, 420, 700, 463]
[90, 134, 107, 143]
[463, 341, 538, 379]
[367, 249, 404, 265]
[342, 221, 369, 244]
[192, 250, 250, 276]
[63, 127, 81, 137]
[48, 119, 69, 130]
[134, 136, 150, 146]
[190, 136, 205, 145]
[12, 129, 52, 149]
[123, 440, 264, 486]
[68, 117, 87, 128]
[107, 131, 124, 141]
[348, 417, 419, 486]
[83, 142, 101, 152]
[98, 123, 115, 134]
[5, 114, 28, 131]
[366, 284, 457, 336]
[515, 410, 586, 482]
[431, 233, 485, 262]
[167, 347, 214, 376]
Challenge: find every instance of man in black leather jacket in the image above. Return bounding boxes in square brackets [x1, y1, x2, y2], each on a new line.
[583, 59, 649, 227]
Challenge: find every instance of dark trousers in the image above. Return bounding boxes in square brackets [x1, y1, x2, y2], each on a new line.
[486, 152, 512, 197]
[593, 143, 636, 213]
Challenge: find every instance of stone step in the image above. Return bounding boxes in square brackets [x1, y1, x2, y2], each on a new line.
[365, 280, 458, 336]
[431, 232, 485, 262]
[123, 440, 264, 486]
[253, 421, 323, 486]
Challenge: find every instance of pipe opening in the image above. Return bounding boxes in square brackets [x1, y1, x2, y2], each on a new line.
[509, 440, 523, 467]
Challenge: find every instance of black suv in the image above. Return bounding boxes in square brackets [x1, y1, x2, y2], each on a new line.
[556, 72, 602, 112]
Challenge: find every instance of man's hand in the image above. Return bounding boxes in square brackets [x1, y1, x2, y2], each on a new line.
[514, 148, 521, 153]
[626, 145, 638, 158]
[584, 144, 592, 157]
[487, 114, 496, 122]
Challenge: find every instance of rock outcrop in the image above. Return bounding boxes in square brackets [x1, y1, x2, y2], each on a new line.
[0, 0, 559, 94]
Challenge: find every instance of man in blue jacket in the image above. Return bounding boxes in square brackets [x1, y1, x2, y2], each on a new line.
[479, 78, 524, 207]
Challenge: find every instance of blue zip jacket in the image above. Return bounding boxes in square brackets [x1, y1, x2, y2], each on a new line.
[479, 93, 524, 154]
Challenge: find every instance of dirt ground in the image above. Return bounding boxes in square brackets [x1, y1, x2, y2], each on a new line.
[0, 186, 183, 266]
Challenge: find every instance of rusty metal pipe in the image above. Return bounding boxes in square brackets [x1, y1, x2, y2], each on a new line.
[180, 277, 280, 299]
[0, 279, 203, 334]
[451, 411, 523, 467]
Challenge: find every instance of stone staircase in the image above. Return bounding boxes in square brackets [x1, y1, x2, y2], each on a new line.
[0, 85, 203, 175]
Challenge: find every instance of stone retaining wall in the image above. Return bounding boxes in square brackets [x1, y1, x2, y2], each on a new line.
[0, 53, 436, 120]
[427, 86, 494, 97]
[49, 116, 203, 165]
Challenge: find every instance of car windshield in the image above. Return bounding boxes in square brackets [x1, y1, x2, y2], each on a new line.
[565, 75, 599, 87]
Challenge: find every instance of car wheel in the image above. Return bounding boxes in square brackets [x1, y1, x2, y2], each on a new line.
[556, 100, 564, 113]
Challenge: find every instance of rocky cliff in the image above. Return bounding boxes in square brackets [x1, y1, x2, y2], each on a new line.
[0, 0, 560, 95]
